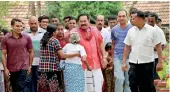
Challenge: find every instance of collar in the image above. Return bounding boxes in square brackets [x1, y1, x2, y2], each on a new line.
[27, 27, 45, 34]
[8, 32, 23, 38]
[135, 23, 148, 30]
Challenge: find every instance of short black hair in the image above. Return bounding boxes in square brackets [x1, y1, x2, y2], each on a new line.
[108, 15, 117, 21]
[11, 18, 22, 26]
[118, 9, 128, 16]
[68, 17, 76, 22]
[105, 42, 112, 51]
[0, 28, 8, 35]
[38, 15, 49, 22]
[135, 10, 145, 20]
[63, 16, 72, 21]
[148, 12, 159, 21]
[157, 18, 162, 22]
[129, 8, 138, 15]
[104, 20, 108, 26]
[77, 14, 90, 22]
[144, 11, 151, 18]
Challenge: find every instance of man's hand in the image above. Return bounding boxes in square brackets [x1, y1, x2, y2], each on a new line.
[4, 68, 10, 81]
[122, 62, 128, 71]
[102, 57, 107, 69]
[87, 66, 92, 71]
[27, 66, 32, 75]
[156, 62, 163, 71]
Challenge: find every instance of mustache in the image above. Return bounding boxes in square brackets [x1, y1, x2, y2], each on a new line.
[98, 23, 102, 25]
[81, 24, 87, 26]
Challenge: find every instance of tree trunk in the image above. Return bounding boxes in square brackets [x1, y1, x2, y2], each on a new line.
[30, 1, 36, 16]
[37, 1, 41, 17]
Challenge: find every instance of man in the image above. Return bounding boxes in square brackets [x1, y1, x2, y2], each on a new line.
[144, 11, 150, 23]
[156, 18, 162, 28]
[68, 17, 77, 31]
[23, 16, 46, 92]
[63, 16, 71, 31]
[111, 10, 132, 92]
[71, 14, 107, 92]
[95, 15, 112, 46]
[122, 10, 163, 92]
[147, 12, 166, 80]
[64, 17, 77, 43]
[55, 23, 67, 48]
[129, 8, 138, 25]
[106, 15, 117, 33]
[38, 15, 49, 30]
[50, 16, 60, 25]
[1, 18, 34, 92]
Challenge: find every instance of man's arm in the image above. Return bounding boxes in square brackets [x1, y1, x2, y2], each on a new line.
[2, 50, 7, 71]
[99, 41, 108, 68]
[27, 49, 34, 75]
[28, 49, 34, 68]
[122, 44, 131, 71]
[2, 49, 10, 80]
[155, 43, 163, 71]
[112, 40, 115, 58]
[122, 45, 131, 64]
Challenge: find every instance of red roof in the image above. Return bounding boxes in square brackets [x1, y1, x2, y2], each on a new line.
[124, 1, 169, 25]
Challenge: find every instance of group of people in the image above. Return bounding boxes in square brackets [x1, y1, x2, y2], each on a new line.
[0, 7, 169, 92]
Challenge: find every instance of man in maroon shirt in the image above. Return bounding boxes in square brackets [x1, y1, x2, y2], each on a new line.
[1, 18, 34, 92]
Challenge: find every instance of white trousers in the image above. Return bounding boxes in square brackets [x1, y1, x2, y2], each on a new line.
[85, 68, 104, 92]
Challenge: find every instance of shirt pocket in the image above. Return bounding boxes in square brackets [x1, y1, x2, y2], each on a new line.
[141, 37, 153, 47]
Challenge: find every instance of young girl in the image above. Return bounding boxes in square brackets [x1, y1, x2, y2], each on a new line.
[103, 42, 115, 92]
[63, 32, 91, 92]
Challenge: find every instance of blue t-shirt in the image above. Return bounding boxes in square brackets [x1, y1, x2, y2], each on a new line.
[111, 23, 132, 59]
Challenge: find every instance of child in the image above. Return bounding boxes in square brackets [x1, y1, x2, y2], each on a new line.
[63, 32, 91, 92]
[103, 42, 115, 92]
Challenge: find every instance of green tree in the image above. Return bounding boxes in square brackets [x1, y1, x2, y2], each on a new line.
[0, 1, 18, 28]
[44, 1, 123, 22]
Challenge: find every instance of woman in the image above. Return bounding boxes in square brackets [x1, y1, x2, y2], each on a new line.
[63, 32, 91, 92]
[37, 25, 80, 92]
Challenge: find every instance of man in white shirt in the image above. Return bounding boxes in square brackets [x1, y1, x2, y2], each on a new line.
[23, 16, 46, 92]
[147, 12, 166, 80]
[95, 15, 112, 47]
[122, 11, 163, 92]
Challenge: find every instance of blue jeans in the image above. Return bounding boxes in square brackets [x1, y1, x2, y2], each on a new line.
[114, 57, 131, 92]
[30, 66, 38, 92]
[10, 69, 32, 92]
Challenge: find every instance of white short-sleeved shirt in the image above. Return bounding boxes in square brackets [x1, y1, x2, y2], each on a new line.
[23, 27, 46, 65]
[101, 28, 112, 46]
[124, 24, 161, 64]
[63, 43, 87, 65]
[154, 25, 166, 58]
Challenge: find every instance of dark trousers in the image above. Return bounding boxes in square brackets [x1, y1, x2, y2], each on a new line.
[10, 69, 32, 92]
[30, 66, 38, 92]
[154, 58, 159, 79]
[128, 62, 156, 92]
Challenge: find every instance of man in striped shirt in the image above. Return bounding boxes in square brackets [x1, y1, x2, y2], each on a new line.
[111, 10, 132, 92]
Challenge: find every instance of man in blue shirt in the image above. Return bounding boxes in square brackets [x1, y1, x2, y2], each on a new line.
[111, 10, 132, 92]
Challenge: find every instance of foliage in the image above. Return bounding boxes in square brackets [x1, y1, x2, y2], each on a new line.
[44, 1, 123, 22]
[158, 43, 170, 83]
[0, 1, 18, 28]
